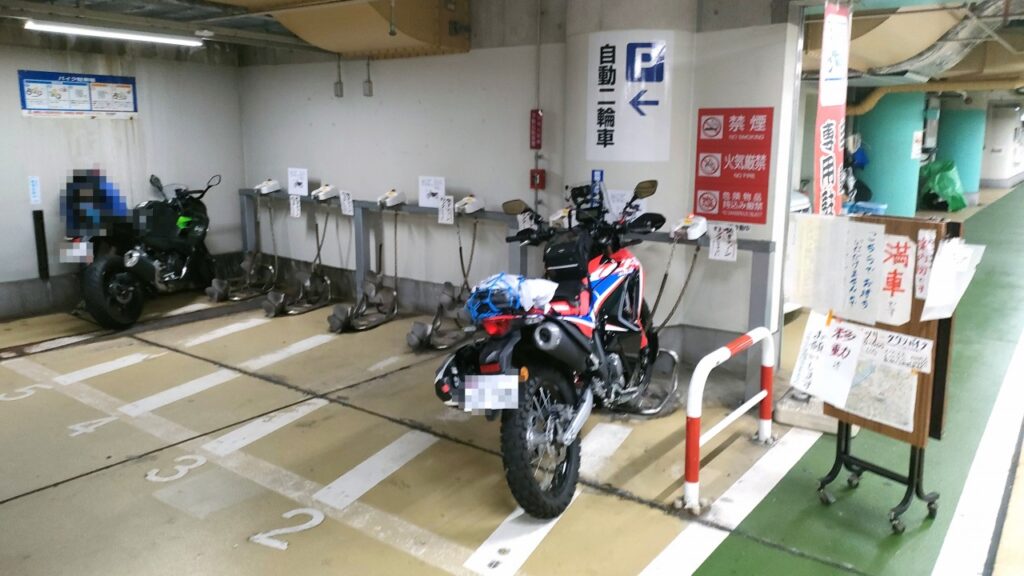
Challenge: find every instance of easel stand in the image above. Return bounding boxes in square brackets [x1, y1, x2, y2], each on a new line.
[817, 421, 939, 533]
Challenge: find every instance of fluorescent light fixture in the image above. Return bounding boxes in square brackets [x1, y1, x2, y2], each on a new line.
[24, 20, 203, 47]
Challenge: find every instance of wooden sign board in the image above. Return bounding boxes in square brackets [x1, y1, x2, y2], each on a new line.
[823, 215, 960, 448]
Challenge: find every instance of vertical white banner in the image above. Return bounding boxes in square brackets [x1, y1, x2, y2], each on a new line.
[587, 30, 674, 162]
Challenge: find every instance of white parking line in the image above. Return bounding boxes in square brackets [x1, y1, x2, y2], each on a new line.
[313, 430, 438, 511]
[639, 428, 821, 576]
[240, 334, 335, 371]
[464, 424, 628, 576]
[119, 369, 240, 417]
[53, 352, 157, 385]
[23, 332, 103, 354]
[182, 317, 271, 348]
[116, 334, 336, 417]
[580, 422, 632, 480]
[464, 493, 580, 576]
[932, 329, 1024, 576]
[6, 357, 477, 575]
[201, 398, 329, 456]
[164, 302, 213, 316]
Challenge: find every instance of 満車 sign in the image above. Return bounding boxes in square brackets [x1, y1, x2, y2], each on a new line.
[586, 31, 674, 162]
[693, 107, 773, 225]
[18, 69, 137, 119]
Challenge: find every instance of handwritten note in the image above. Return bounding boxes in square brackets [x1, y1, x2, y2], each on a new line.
[790, 311, 865, 407]
[709, 223, 738, 262]
[838, 220, 885, 325]
[438, 195, 455, 225]
[339, 190, 354, 216]
[877, 234, 916, 326]
[915, 229, 937, 300]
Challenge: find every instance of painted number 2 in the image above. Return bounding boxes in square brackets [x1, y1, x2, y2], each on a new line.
[144, 455, 207, 483]
[248, 508, 326, 551]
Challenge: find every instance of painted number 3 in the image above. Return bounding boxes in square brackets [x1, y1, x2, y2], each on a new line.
[249, 508, 326, 551]
[144, 455, 207, 483]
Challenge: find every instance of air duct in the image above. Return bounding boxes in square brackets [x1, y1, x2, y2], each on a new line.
[848, 78, 1024, 116]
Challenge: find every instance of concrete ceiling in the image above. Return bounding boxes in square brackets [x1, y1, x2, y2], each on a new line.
[804, 1, 1024, 86]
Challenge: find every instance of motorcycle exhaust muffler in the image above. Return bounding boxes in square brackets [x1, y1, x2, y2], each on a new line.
[532, 322, 589, 372]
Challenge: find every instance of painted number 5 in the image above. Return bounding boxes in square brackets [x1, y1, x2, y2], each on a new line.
[249, 508, 326, 551]
[144, 455, 207, 483]
[0, 384, 52, 402]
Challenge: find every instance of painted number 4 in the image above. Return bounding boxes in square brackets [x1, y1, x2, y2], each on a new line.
[68, 416, 118, 437]
[145, 455, 207, 483]
[249, 508, 326, 551]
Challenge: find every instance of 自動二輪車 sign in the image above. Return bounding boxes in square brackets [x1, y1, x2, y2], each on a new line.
[586, 31, 674, 163]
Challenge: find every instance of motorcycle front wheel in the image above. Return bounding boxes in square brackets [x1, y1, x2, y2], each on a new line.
[500, 365, 580, 519]
[82, 254, 144, 329]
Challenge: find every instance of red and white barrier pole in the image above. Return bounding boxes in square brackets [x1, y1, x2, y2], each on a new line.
[683, 326, 775, 512]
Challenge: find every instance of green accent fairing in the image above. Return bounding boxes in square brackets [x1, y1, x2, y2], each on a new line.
[176, 216, 193, 230]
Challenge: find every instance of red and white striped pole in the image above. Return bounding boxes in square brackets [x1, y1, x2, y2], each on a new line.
[683, 326, 775, 512]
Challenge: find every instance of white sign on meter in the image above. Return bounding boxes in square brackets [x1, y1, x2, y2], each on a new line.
[586, 30, 674, 162]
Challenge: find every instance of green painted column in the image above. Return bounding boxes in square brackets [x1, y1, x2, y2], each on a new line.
[855, 92, 927, 217]
[935, 107, 986, 194]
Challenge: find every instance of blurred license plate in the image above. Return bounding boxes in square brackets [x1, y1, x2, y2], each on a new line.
[463, 375, 519, 411]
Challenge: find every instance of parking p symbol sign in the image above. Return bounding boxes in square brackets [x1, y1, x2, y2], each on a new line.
[627, 42, 666, 83]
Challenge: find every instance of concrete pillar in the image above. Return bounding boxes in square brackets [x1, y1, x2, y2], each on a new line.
[936, 105, 986, 195]
[855, 92, 926, 217]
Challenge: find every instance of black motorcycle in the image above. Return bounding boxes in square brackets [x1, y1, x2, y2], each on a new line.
[77, 174, 220, 329]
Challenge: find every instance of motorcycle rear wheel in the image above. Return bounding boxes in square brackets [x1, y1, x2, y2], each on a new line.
[82, 254, 144, 329]
[500, 365, 580, 519]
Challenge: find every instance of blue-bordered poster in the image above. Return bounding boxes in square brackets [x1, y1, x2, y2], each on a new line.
[18, 69, 138, 119]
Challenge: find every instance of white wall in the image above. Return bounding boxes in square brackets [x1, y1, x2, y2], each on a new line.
[981, 105, 1024, 182]
[0, 45, 245, 283]
[678, 23, 798, 333]
[239, 44, 566, 287]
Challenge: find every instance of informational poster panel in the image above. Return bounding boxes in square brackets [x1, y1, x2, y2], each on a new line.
[18, 70, 137, 118]
[586, 30, 674, 162]
[693, 107, 773, 224]
[812, 1, 851, 215]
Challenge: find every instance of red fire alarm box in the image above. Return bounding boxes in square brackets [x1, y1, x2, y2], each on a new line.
[530, 109, 543, 150]
[530, 168, 546, 190]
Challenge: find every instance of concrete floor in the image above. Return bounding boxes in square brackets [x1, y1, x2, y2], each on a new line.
[3, 186, 1023, 575]
[0, 298, 783, 576]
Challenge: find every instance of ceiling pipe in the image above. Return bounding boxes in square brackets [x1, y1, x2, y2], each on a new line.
[848, 78, 1024, 116]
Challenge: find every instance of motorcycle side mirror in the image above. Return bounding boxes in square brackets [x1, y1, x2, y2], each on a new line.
[633, 179, 658, 199]
[149, 174, 164, 192]
[206, 174, 222, 190]
[627, 212, 666, 234]
[502, 199, 530, 216]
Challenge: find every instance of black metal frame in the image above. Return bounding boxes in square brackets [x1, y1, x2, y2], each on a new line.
[817, 421, 940, 534]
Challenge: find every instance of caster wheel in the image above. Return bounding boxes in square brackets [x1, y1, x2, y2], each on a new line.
[927, 501, 939, 519]
[818, 489, 835, 506]
[890, 519, 906, 534]
[847, 474, 861, 489]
